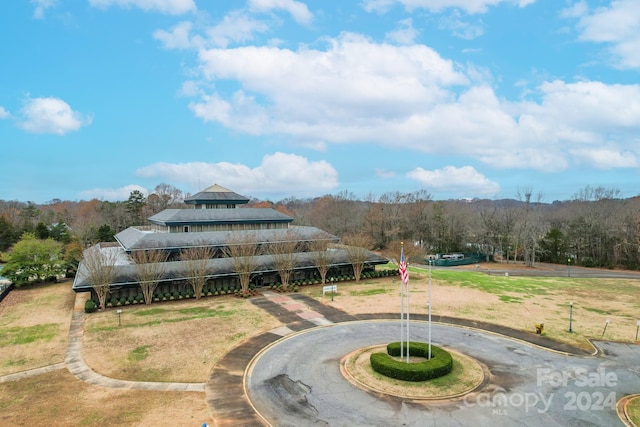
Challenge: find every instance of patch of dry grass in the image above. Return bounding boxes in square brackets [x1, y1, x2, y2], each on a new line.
[303, 263, 640, 351]
[0, 369, 211, 427]
[82, 295, 282, 382]
[628, 396, 640, 426]
[0, 281, 74, 376]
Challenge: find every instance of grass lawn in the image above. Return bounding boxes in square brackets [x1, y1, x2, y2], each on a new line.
[0, 369, 211, 426]
[302, 264, 640, 352]
[627, 396, 640, 426]
[82, 295, 283, 383]
[0, 281, 75, 376]
[1, 263, 639, 425]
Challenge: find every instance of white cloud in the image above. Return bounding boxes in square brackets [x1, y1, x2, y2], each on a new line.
[136, 152, 339, 196]
[190, 29, 640, 171]
[362, 0, 535, 15]
[438, 11, 484, 39]
[559, 1, 588, 19]
[154, 12, 270, 50]
[191, 33, 467, 132]
[31, 0, 56, 19]
[406, 165, 500, 197]
[204, 11, 271, 48]
[18, 97, 91, 135]
[183, 33, 640, 173]
[570, 0, 640, 69]
[89, 0, 196, 15]
[78, 184, 148, 201]
[0, 106, 10, 119]
[385, 19, 419, 45]
[248, 0, 313, 25]
[154, 21, 202, 50]
[570, 147, 637, 169]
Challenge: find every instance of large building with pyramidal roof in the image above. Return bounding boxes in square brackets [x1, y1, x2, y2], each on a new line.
[73, 184, 389, 305]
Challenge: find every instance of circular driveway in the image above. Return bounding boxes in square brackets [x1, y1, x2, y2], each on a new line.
[245, 321, 640, 426]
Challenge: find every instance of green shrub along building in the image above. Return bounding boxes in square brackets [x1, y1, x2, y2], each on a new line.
[72, 184, 389, 306]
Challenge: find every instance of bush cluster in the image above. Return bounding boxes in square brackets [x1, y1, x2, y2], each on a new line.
[84, 299, 96, 313]
[370, 342, 453, 382]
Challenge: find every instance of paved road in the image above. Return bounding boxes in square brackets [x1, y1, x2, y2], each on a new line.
[442, 262, 640, 280]
[245, 321, 640, 426]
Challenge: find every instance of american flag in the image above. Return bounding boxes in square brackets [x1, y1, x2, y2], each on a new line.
[399, 246, 409, 284]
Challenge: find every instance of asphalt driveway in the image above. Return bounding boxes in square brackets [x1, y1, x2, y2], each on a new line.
[245, 321, 640, 426]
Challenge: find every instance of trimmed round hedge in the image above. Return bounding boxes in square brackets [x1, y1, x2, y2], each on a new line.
[370, 341, 453, 382]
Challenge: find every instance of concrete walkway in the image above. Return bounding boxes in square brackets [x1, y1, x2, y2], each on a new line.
[0, 362, 66, 383]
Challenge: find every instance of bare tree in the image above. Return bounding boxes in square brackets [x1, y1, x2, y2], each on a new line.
[309, 238, 335, 285]
[179, 245, 214, 299]
[81, 244, 118, 310]
[222, 232, 261, 296]
[268, 230, 301, 290]
[341, 233, 374, 282]
[514, 188, 547, 267]
[131, 249, 169, 304]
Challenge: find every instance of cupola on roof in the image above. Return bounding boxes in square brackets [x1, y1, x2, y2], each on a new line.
[184, 184, 250, 206]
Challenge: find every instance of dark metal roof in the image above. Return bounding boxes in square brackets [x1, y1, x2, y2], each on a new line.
[72, 249, 389, 291]
[148, 208, 292, 226]
[115, 226, 338, 251]
[184, 184, 249, 205]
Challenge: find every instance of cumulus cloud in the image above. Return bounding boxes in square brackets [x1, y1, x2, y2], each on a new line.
[567, 0, 640, 69]
[184, 26, 640, 173]
[406, 165, 500, 197]
[136, 152, 339, 197]
[78, 184, 148, 201]
[18, 97, 92, 135]
[362, 0, 536, 15]
[31, 0, 56, 19]
[190, 33, 467, 135]
[248, 0, 313, 25]
[0, 106, 10, 119]
[89, 0, 196, 15]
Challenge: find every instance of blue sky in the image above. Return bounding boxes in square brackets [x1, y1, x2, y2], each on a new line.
[1, 0, 639, 203]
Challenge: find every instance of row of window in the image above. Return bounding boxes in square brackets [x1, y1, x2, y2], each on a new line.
[172, 223, 287, 233]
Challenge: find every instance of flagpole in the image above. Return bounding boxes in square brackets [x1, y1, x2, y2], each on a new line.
[428, 258, 432, 359]
[400, 274, 404, 359]
[406, 270, 410, 363]
[399, 242, 410, 360]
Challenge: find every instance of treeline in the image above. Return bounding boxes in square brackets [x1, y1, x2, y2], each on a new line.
[1, 184, 639, 270]
[279, 186, 640, 270]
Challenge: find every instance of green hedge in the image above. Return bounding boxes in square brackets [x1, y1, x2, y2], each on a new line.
[370, 342, 453, 382]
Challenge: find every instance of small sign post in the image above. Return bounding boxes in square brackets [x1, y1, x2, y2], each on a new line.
[601, 318, 610, 338]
